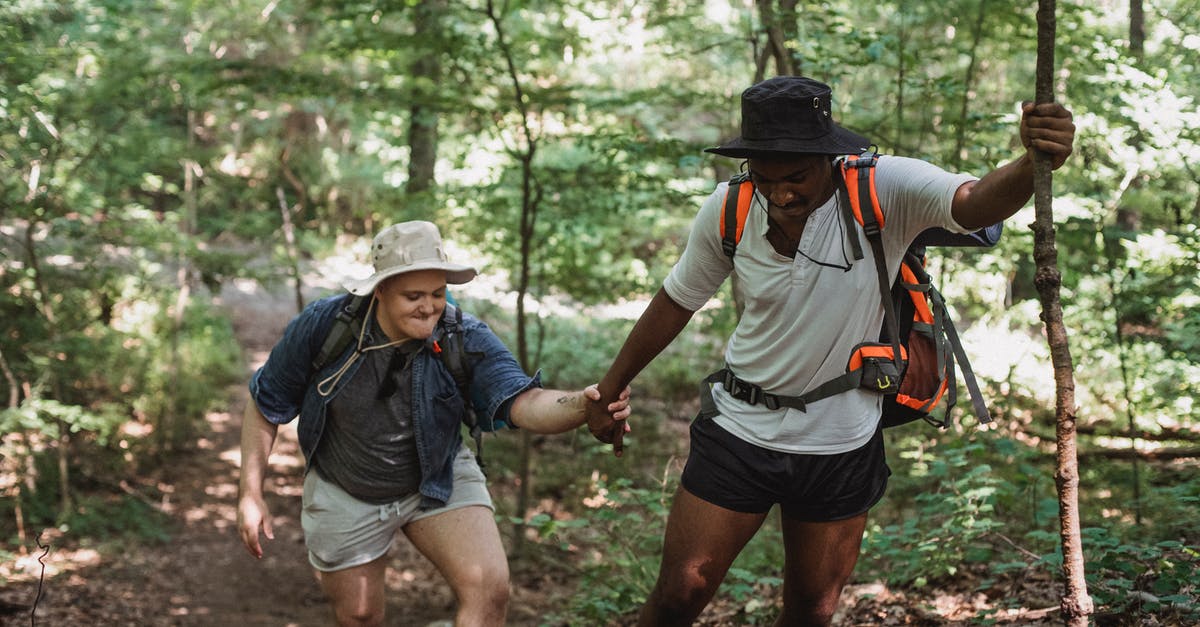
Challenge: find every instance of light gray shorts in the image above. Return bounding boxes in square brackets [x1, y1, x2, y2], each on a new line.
[301, 446, 493, 572]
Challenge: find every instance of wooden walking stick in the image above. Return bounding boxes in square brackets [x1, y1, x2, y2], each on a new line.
[1031, 1, 1094, 624]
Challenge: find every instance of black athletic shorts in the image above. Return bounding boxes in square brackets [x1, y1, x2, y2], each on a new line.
[680, 416, 891, 522]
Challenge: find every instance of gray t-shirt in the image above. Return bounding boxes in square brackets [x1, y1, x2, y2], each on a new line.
[312, 319, 424, 504]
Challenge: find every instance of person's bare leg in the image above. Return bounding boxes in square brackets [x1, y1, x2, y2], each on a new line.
[773, 512, 868, 626]
[315, 556, 389, 627]
[637, 486, 768, 627]
[404, 505, 509, 627]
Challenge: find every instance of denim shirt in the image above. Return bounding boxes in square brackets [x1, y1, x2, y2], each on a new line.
[249, 293, 541, 508]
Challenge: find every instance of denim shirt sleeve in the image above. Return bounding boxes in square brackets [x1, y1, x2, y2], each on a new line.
[459, 313, 541, 432]
[248, 295, 342, 425]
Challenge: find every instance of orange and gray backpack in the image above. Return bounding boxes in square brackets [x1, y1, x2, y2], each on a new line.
[703, 151, 993, 429]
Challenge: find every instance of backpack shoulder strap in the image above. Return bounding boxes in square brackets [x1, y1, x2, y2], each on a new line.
[719, 172, 754, 258]
[939, 305, 992, 424]
[434, 303, 473, 391]
[839, 152, 904, 374]
[432, 303, 488, 470]
[311, 293, 369, 372]
[839, 152, 886, 232]
[833, 158, 865, 262]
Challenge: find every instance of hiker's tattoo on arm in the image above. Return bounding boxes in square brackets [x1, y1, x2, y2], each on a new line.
[556, 394, 577, 405]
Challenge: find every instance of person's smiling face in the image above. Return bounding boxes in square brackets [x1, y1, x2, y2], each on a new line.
[747, 155, 836, 224]
[373, 270, 447, 342]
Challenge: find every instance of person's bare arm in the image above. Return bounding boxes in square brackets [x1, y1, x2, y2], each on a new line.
[585, 287, 696, 456]
[237, 399, 278, 559]
[509, 384, 631, 434]
[951, 102, 1076, 230]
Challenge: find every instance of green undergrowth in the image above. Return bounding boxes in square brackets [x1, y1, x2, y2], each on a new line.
[459, 297, 1200, 625]
[862, 426, 1200, 623]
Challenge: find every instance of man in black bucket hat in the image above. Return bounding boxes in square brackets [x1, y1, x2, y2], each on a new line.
[585, 76, 1075, 626]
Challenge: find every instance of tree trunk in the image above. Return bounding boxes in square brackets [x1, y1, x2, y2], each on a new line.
[1032, 2, 1093, 624]
[954, 0, 989, 169]
[777, 0, 800, 74]
[1108, 259, 1142, 524]
[0, 346, 16, 411]
[23, 223, 73, 519]
[0, 348, 27, 553]
[406, 0, 446, 195]
[1129, 0, 1144, 60]
[486, 0, 542, 558]
[755, 0, 801, 76]
[166, 113, 198, 455]
[276, 186, 306, 314]
[895, 6, 906, 150]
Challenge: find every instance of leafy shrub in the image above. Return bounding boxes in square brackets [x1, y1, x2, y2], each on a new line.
[539, 472, 790, 625]
[718, 534, 787, 624]
[0, 298, 241, 543]
[1077, 526, 1200, 621]
[129, 301, 243, 454]
[861, 437, 1008, 587]
[545, 476, 670, 624]
[58, 494, 173, 544]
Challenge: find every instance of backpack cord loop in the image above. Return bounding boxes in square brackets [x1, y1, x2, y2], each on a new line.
[315, 295, 409, 397]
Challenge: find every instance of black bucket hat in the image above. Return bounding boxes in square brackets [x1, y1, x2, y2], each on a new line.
[706, 76, 871, 158]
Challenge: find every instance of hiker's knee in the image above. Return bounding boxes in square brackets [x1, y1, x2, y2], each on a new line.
[777, 587, 843, 627]
[451, 560, 510, 621]
[462, 575, 510, 609]
[331, 601, 384, 627]
[324, 579, 385, 627]
[317, 562, 387, 627]
[641, 567, 719, 625]
[459, 554, 509, 594]
[455, 584, 508, 627]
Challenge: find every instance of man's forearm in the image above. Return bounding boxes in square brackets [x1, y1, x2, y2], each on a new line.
[598, 287, 694, 401]
[951, 154, 1035, 230]
[238, 399, 279, 499]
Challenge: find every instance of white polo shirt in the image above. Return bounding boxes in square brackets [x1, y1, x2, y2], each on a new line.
[664, 155, 976, 454]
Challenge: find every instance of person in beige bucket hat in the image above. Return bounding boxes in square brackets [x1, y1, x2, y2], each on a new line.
[587, 76, 1075, 625]
[238, 220, 631, 626]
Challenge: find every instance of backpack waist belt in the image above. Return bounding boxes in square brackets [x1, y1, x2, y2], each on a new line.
[701, 367, 865, 413]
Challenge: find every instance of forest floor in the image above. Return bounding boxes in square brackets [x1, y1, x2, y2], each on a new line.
[0, 277, 1086, 626]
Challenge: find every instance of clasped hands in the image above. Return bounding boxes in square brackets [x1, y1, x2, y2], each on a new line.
[582, 384, 632, 457]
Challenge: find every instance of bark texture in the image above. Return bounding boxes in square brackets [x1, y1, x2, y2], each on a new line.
[1033, 2, 1093, 624]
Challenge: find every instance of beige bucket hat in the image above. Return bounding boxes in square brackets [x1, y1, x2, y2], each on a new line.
[342, 221, 477, 296]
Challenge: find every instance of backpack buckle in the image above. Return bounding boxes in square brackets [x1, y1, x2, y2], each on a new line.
[844, 151, 879, 168]
[708, 370, 790, 412]
[762, 394, 780, 410]
[721, 370, 760, 406]
[721, 370, 744, 399]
